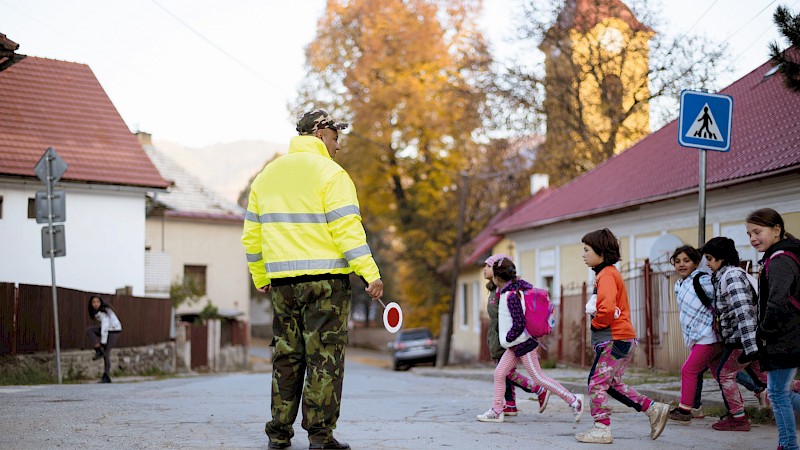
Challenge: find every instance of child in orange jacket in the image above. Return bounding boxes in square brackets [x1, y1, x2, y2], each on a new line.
[575, 229, 669, 444]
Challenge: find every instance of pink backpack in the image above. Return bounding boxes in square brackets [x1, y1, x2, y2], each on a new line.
[519, 288, 555, 338]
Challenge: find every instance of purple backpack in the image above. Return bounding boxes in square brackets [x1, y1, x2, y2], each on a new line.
[519, 288, 555, 338]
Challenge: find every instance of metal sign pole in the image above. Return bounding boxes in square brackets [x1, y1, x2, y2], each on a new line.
[698, 149, 707, 248]
[46, 154, 63, 384]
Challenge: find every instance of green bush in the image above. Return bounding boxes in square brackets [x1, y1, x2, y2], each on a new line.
[0, 358, 55, 385]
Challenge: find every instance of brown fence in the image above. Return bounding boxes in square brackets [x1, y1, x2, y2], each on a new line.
[0, 283, 172, 356]
[556, 260, 757, 373]
[555, 262, 687, 372]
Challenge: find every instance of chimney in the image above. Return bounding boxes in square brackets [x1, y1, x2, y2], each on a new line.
[530, 173, 549, 195]
[135, 131, 152, 146]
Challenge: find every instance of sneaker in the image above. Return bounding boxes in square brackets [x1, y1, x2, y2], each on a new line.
[99, 373, 111, 383]
[668, 407, 692, 424]
[538, 389, 551, 414]
[575, 423, 613, 444]
[690, 406, 705, 419]
[755, 390, 770, 407]
[644, 401, 669, 440]
[711, 414, 750, 431]
[477, 408, 504, 423]
[93, 347, 104, 360]
[503, 405, 518, 416]
[571, 394, 584, 423]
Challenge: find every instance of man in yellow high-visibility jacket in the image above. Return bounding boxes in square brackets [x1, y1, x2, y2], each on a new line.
[242, 108, 383, 450]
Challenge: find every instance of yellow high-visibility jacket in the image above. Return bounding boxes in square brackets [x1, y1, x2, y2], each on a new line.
[241, 135, 380, 288]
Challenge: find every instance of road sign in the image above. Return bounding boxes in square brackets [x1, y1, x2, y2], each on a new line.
[34, 147, 68, 184]
[35, 190, 66, 224]
[679, 90, 733, 152]
[41, 225, 66, 258]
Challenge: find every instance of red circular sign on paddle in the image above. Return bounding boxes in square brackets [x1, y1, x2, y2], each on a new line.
[382, 301, 403, 333]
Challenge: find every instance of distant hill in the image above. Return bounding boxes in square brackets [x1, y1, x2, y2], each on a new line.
[153, 139, 285, 203]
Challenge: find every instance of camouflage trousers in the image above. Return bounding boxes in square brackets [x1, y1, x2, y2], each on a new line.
[265, 277, 351, 445]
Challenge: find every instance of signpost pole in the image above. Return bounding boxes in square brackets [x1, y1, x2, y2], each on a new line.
[46, 153, 63, 384]
[698, 150, 707, 248]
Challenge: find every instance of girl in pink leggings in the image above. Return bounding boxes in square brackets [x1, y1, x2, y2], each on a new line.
[476, 257, 583, 423]
[667, 245, 723, 423]
[576, 229, 669, 444]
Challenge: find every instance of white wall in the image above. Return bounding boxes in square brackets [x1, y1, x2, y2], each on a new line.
[1, 181, 148, 295]
[145, 217, 250, 320]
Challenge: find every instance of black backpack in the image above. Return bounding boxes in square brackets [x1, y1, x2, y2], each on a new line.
[692, 272, 713, 309]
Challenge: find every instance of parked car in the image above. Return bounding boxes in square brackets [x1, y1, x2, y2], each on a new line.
[389, 327, 437, 371]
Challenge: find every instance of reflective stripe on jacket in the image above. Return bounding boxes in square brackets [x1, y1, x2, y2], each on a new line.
[241, 135, 380, 288]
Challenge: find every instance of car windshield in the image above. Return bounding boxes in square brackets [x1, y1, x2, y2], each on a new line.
[400, 330, 431, 341]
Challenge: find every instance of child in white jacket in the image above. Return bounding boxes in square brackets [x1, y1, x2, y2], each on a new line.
[86, 295, 122, 383]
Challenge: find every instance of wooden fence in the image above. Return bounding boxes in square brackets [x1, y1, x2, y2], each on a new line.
[0, 282, 172, 355]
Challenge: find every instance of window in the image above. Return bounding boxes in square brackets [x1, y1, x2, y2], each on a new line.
[183, 265, 207, 296]
[27, 198, 36, 219]
[472, 281, 481, 333]
[601, 74, 624, 122]
[460, 283, 469, 328]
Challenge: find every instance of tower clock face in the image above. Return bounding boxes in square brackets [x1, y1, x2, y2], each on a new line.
[599, 27, 624, 53]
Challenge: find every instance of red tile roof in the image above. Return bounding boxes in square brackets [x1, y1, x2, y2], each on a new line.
[496, 58, 800, 234]
[554, 0, 652, 33]
[0, 56, 169, 189]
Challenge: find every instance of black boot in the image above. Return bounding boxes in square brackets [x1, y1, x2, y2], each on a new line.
[99, 373, 111, 383]
[309, 438, 349, 449]
[93, 347, 104, 360]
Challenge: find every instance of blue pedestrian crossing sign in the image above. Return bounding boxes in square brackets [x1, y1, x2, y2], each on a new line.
[678, 90, 733, 152]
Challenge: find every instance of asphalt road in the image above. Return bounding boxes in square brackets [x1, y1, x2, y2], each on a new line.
[0, 350, 784, 449]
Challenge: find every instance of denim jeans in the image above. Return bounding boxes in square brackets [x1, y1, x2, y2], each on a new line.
[767, 367, 800, 450]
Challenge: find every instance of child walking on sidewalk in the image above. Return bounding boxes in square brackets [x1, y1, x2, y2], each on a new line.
[575, 229, 669, 444]
[483, 254, 550, 416]
[701, 237, 760, 432]
[476, 257, 583, 423]
[667, 245, 723, 424]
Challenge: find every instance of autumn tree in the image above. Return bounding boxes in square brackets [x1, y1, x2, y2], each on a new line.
[770, 4, 800, 92]
[495, 0, 731, 185]
[293, 0, 502, 332]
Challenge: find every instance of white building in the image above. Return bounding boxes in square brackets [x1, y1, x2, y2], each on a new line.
[138, 132, 251, 321]
[0, 54, 169, 295]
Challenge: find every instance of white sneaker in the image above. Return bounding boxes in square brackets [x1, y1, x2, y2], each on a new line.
[476, 408, 504, 423]
[575, 423, 613, 444]
[571, 394, 584, 423]
[644, 402, 669, 440]
[690, 406, 705, 419]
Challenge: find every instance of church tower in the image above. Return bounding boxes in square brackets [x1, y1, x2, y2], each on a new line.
[539, 0, 653, 184]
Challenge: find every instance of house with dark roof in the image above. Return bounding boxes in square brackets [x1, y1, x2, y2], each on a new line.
[450, 56, 800, 366]
[136, 132, 250, 322]
[0, 53, 170, 295]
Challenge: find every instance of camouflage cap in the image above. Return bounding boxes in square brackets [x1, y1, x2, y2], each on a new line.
[296, 109, 349, 135]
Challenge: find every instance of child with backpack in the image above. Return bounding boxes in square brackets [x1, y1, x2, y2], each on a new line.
[476, 257, 583, 423]
[575, 229, 669, 444]
[745, 208, 800, 450]
[701, 236, 760, 432]
[666, 245, 723, 424]
[483, 254, 550, 417]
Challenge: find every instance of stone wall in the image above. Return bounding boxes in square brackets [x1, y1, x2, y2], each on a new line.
[14, 342, 176, 382]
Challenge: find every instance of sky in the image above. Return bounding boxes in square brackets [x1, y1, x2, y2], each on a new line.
[1, 0, 797, 149]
